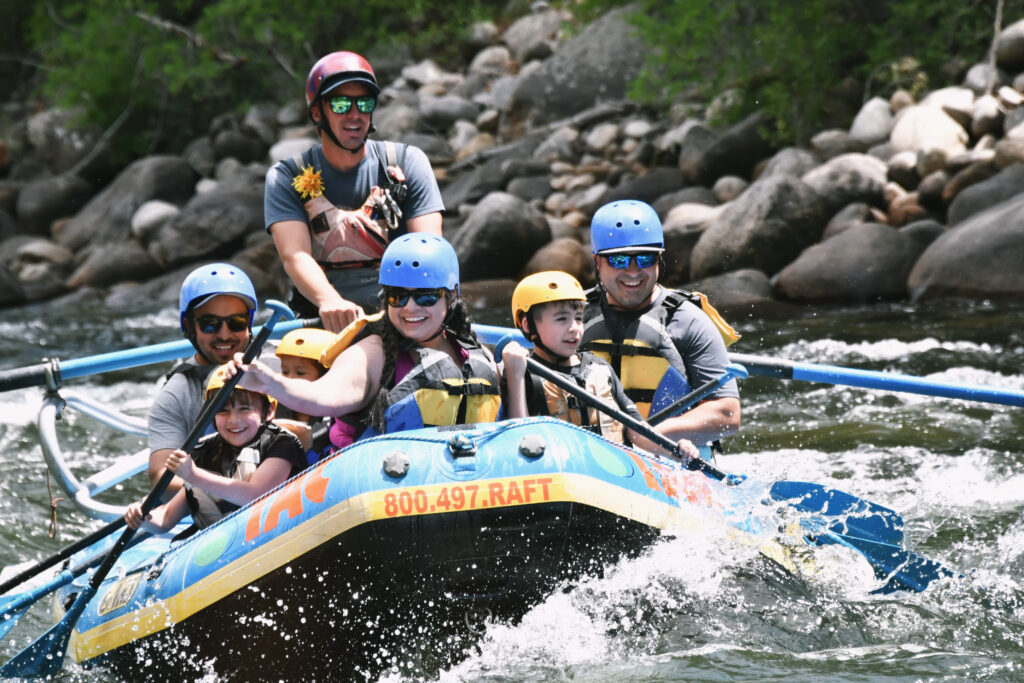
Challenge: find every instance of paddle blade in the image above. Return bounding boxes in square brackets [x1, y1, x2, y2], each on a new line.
[821, 532, 955, 593]
[0, 584, 93, 677]
[0, 605, 29, 639]
[769, 480, 905, 547]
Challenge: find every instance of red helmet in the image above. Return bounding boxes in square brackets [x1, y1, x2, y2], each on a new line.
[305, 51, 380, 108]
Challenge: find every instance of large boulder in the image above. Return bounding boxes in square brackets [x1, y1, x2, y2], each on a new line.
[681, 112, 774, 185]
[65, 240, 162, 289]
[15, 173, 95, 236]
[147, 189, 264, 269]
[56, 156, 197, 251]
[800, 153, 888, 215]
[773, 222, 923, 303]
[690, 175, 828, 279]
[0, 263, 25, 307]
[946, 164, 1024, 226]
[908, 192, 1024, 300]
[504, 8, 646, 129]
[449, 192, 551, 282]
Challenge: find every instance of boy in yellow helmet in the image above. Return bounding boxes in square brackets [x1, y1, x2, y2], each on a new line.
[274, 327, 337, 463]
[125, 365, 307, 535]
[502, 271, 699, 461]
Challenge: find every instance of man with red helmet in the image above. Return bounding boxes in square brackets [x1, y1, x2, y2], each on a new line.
[265, 51, 444, 332]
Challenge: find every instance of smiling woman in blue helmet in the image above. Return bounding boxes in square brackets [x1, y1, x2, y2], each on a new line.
[228, 234, 502, 442]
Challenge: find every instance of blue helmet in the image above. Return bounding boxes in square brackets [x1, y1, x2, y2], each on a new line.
[178, 263, 257, 333]
[379, 234, 460, 291]
[590, 200, 665, 254]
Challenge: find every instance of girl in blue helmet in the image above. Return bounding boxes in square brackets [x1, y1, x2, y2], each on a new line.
[227, 234, 502, 443]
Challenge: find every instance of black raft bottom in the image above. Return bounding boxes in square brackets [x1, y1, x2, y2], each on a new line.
[94, 501, 661, 682]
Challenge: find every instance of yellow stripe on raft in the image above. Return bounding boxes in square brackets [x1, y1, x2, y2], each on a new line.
[69, 471, 714, 661]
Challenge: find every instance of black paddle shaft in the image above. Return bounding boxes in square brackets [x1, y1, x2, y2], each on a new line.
[522, 357, 736, 483]
[83, 307, 287, 594]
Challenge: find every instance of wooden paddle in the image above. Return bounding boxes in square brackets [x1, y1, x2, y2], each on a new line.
[0, 300, 294, 678]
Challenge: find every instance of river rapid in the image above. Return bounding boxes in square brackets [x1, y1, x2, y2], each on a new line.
[1, 296, 1023, 682]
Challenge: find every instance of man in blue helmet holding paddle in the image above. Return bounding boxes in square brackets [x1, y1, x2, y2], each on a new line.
[147, 263, 257, 498]
[581, 200, 741, 461]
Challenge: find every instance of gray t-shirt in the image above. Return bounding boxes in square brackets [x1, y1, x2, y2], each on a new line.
[147, 360, 216, 453]
[264, 140, 444, 230]
[264, 140, 444, 313]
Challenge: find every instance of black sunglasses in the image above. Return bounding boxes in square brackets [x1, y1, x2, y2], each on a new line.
[384, 288, 445, 308]
[195, 313, 249, 334]
[327, 95, 377, 115]
[604, 252, 659, 270]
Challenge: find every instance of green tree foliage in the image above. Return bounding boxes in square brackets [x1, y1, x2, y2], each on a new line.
[18, 0, 491, 160]
[569, 0, 1000, 143]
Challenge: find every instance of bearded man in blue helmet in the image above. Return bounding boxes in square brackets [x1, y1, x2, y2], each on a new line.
[581, 200, 741, 460]
[147, 263, 257, 498]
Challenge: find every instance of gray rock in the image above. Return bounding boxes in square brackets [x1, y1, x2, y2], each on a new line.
[598, 167, 685, 206]
[800, 153, 888, 215]
[908, 192, 1024, 300]
[849, 97, 894, 146]
[996, 17, 1024, 71]
[212, 129, 268, 164]
[651, 186, 718, 218]
[147, 189, 263, 268]
[56, 156, 197, 251]
[16, 173, 95, 235]
[691, 174, 828, 279]
[521, 237, 592, 284]
[899, 218, 945, 251]
[506, 8, 646, 127]
[420, 95, 481, 130]
[131, 200, 181, 244]
[946, 164, 1024, 225]
[501, 7, 567, 63]
[757, 147, 821, 180]
[65, 240, 161, 289]
[684, 112, 774, 185]
[773, 222, 922, 302]
[449, 192, 551, 281]
[0, 262, 26, 306]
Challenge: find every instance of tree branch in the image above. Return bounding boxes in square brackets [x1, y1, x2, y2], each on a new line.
[135, 11, 247, 66]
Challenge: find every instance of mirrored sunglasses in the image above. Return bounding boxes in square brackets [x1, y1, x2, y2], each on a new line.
[385, 288, 444, 308]
[604, 252, 659, 270]
[196, 313, 249, 334]
[327, 95, 377, 115]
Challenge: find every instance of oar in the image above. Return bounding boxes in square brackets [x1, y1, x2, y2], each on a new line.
[729, 352, 1024, 408]
[0, 315, 320, 393]
[0, 300, 294, 678]
[474, 324, 1024, 408]
[493, 336, 953, 592]
[0, 314, 325, 598]
[493, 335, 744, 485]
[0, 531, 150, 639]
[647, 363, 748, 426]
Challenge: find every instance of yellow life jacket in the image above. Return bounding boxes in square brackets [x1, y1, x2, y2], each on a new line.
[526, 352, 627, 443]
[581, 288, 738, 419]
[362, 342, 503, 436]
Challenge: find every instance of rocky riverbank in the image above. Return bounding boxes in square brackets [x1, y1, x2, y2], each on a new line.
[2, 5, 1024, 321]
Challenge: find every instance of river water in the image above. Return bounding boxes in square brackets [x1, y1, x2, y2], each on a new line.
[1, 296, 1023, 681]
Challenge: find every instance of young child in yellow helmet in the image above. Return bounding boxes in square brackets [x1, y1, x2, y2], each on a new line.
[274, 327, 337, 464]
[124, 364, 307, 536]
[502, 271, 699, 461]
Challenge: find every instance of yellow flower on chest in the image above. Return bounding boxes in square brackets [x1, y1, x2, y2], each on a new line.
[292, 165, 324, 199]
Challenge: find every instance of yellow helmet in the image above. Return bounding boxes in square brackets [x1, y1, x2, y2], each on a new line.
[511, 271, 586, 331]
[275, 328, 337, 363]
[205, 363, 278, 411]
